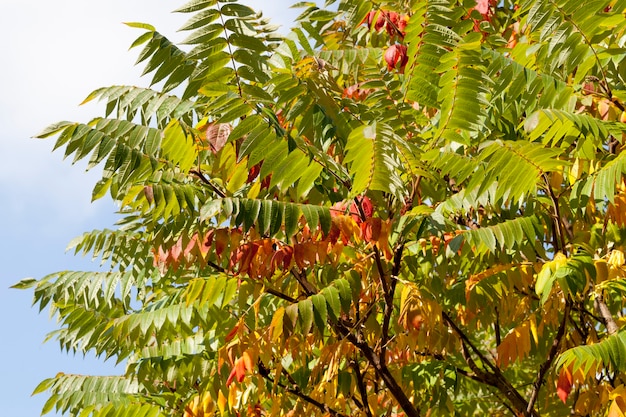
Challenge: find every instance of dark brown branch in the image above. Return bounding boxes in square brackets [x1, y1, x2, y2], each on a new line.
[442, 311, 531, 415]
[334, 322, 421, 417]
[350, 359, 374, 417]
[257, 360, 348, 417]
[290, 267, 317, 296]
[190, 169, 227, 198]
[526, 301, 571, 415]
[442, 311, 497, 374]
[543, 174, 567, 255]
[494, 307, 502, 347]
[265, 287, 297, 303]
[380, 243, 404, 362]
[207, 260, 226, 273]
[287, 238, 418, 417]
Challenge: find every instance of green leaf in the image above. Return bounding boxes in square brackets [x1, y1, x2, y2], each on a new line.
[298, 298, 314, 334]
[10, 278, 37, 290]
[333, 279, 352, 313]
[322, 285, 341, 321]
[311, 293, 328, 332]
[124, 22, 156, 31]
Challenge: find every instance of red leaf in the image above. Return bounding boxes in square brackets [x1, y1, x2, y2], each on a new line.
[384, 44, 408, 72]
[556, 367, 573, 403]
[397, 15, 409, 37]
[373, 11, 386, 31]
[226, 357, 248, 386]
[385, 11, 400, 36]
[349, 196, 374, 223]
[199, 230, 214, 258]
[225, 324, 239, 342]
[247, 164, 260, 183]
[330, 201, 348, 217]
[226, 366, 237, 386]
[235, 358, 246, 382]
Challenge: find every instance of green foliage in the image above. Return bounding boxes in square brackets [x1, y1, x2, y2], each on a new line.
[16, 0, 626, 416]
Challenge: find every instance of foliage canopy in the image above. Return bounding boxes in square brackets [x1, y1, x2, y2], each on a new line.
[14, 0, 626, 415]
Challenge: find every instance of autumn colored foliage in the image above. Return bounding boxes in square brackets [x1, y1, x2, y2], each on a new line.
[13, 0, 626, 416]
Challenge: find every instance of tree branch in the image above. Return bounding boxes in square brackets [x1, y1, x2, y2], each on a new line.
[257, 360, 348, 417]
[287, 232, 418, 417]
[526, 301, 571, 415]
[380, 243, 404, 363]
[543, 174, 567, 255]
[334, 321, 421, 417]
[290, 267, 317, 296]
[442, 311, 531, 415]
[593, 293, 619, 335]
[494, 307, 502, 347]
[350, 359, 374, 417]
[190, 169, 226, 198]
[265, 287, 297, 303]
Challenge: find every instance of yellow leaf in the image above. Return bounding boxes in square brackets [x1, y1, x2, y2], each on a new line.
[550, 171, 563, 189]
[217, 390, 227, 416]
[247, 180, 261, 199]
[270, 307, 285, 341]
[595, 259, 609, 283]
[228, 384, 238, 409]
[567, 158, 583, 184]
[529, 316, 539, 345]
[608, 250, 625, 268]
[201, 392, 214, 415]
[608, 396, 626, 417]
[226, 159, 250, 194]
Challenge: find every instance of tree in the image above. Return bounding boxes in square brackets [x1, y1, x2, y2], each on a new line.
[13, 0, 626, 415]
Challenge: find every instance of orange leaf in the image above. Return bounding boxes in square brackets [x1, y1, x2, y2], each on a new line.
[226, 357, 247, 386]
[556, 366, 573, 404]
[361, 217, 381, 243]
[242, 351, 253, 372]
[226, 366, 237, 387]
[198, 230, 214, 258]
[225, 324, 239, 342]
[235, 357, 246, 382]
[214, 229, 229, 258]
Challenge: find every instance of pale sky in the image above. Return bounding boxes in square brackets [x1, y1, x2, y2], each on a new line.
[0, 1, 301, 415]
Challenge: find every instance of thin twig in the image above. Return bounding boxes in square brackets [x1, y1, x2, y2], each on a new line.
[543, 174, 567, 255]
[265, 287, 297, 303]
[351, 359, 374, 417]
[257, 360, 348, 417]
[190, 169, 226, 198]
[526, 301, 571, 415]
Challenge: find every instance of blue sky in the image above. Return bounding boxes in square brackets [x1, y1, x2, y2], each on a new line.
[0, 1, 299, 415]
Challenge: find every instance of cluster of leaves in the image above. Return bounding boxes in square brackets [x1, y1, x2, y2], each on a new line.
[14, 0, 626, 415]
